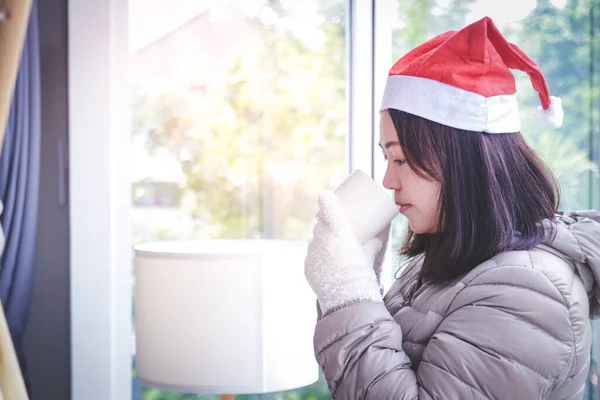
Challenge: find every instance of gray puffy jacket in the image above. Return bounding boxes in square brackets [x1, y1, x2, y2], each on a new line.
[314, 211, 600, 399]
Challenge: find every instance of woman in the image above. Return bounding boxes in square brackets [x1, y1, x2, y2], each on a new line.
[304, 16, 600, 399]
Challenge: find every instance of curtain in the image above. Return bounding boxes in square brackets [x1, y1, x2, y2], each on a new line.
[0, 0, 41, 388]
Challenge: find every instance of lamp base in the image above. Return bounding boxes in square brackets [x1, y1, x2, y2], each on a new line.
[221, 395, 235, 400]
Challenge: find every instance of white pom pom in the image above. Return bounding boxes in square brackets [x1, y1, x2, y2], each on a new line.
[538, 96, 564, 129]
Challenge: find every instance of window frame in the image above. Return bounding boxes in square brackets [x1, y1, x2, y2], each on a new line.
[348, 0, 376, 175]
[68, 0, 132, 399]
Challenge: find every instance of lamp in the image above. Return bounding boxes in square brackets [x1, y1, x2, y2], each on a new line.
[134, 239, 319, 399]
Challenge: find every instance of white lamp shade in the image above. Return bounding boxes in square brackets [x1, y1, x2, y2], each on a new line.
[134, 239, 319, 394]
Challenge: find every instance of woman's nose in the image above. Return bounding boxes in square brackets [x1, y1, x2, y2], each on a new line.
[382, 167, 401, 191]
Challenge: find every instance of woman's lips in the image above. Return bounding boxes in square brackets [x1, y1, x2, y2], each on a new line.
[398, 204, 411, 214]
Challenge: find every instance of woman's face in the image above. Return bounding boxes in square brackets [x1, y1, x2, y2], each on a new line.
[379, 110, 442, 234]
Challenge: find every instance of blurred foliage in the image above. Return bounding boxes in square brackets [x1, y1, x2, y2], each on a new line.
[516, 0, 600, 211]
[132, 0, 348, 241]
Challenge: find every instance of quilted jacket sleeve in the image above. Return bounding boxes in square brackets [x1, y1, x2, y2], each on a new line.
[313, 265, 577, 399]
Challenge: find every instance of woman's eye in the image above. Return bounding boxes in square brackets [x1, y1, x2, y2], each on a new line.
[383, 154, 405, 166]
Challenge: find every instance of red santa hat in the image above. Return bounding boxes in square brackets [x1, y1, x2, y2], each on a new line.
[380, 16, 563, 133]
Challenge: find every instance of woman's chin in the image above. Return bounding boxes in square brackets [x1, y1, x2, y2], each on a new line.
[408, 219, 436, 234]
[410, 225, 426, 234]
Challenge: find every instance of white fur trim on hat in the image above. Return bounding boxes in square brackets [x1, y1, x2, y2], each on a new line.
[380, 75, 521, 133]
[538, 96, 564, 129]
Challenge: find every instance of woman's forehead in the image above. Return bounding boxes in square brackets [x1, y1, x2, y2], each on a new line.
[380, 111, 398, 136]
[379, 115, 401, 148]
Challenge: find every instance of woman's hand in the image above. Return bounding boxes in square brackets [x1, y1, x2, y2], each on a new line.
[304, 190, 384, 314]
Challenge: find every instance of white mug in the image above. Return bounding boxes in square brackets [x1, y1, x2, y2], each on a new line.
[333, 169, 398, 244]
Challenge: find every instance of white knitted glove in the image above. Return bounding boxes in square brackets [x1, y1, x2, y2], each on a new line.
[304, 190, 384, 315]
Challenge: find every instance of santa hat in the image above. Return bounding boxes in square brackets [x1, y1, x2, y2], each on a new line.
[380, 16, 563, 133]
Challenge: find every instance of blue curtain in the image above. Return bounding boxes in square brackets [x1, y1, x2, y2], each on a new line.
[0, 0, 40, 388]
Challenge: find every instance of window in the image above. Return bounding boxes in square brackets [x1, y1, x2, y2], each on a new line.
[129, 0, 350, 398]
[68, 0, 598, 399]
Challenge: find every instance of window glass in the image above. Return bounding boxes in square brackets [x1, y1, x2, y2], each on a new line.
[129, 0, 348, 398]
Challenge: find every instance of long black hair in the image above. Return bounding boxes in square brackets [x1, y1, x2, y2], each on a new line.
[389, 109, 560, 281]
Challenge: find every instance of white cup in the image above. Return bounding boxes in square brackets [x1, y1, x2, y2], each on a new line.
[333, 169, 399, 244]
